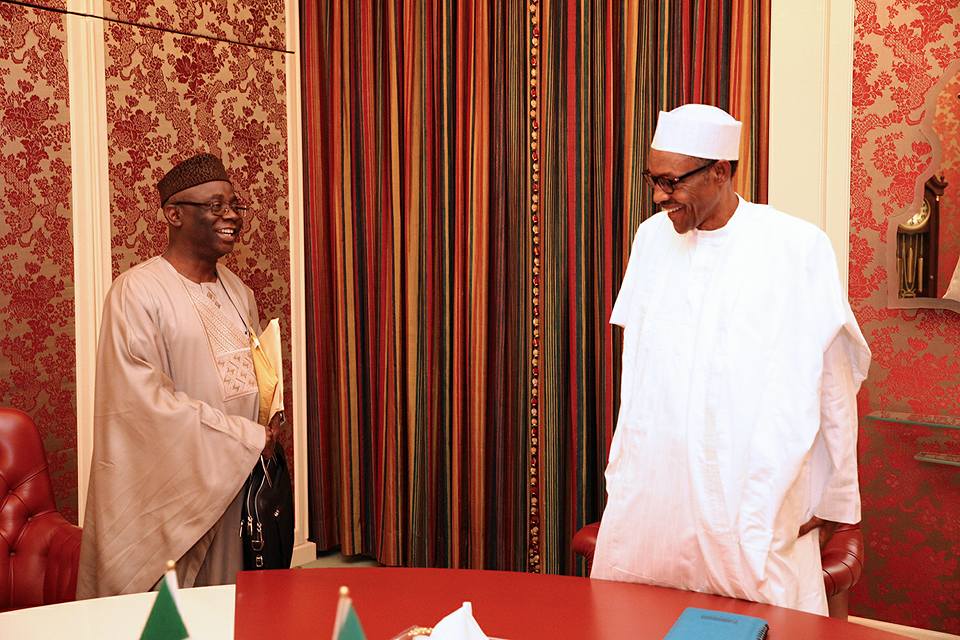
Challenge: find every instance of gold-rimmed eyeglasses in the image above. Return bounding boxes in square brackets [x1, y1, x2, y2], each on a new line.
[169, 200, 250, 216]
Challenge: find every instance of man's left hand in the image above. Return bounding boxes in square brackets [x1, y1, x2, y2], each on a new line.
[797, 516, 839, 549]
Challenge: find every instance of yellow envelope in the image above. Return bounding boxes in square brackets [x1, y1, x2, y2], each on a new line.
[249, 318, 284, 425]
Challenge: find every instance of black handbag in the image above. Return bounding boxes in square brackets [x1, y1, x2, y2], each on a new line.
[241, 445, 294, 570]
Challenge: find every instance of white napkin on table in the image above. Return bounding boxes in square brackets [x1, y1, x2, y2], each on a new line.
[414, 602, 489, 640]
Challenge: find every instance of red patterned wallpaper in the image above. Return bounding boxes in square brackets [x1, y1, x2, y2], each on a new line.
[932, 73, 960, 298]
[851, 1, 960, 632]
[104, 22, 294, 458]
[0, 3, 77, 522]
[6, 0, 67, 11]
[105, 0, 285, 51]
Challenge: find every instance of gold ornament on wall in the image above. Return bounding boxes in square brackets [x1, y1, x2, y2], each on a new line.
[897, 175, 946, 298]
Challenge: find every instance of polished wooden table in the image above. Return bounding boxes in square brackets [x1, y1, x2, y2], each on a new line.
[235, 568, 906, 639]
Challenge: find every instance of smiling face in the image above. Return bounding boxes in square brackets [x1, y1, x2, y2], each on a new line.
[646, 148, 733, 234]
[163, 180, 243, 261]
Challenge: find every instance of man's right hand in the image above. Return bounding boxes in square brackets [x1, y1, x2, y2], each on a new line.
[798, 515, 839, 549]
[262, 413, 281, 459]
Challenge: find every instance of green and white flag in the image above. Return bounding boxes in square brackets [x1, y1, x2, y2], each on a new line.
[140, 563, 189, 640]
[332, 586, 366, 640]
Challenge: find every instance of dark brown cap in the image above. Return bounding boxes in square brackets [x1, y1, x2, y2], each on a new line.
[157, 153, 231, 205]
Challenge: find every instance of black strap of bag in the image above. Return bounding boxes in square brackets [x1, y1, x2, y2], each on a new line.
[240, 445, 294, 570]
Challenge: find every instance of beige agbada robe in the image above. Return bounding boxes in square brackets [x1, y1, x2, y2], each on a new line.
[77, 257, 265, 598]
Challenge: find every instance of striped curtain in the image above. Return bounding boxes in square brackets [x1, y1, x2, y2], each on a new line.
[301, 0, 769, 574]
[539, 0, 770, 574]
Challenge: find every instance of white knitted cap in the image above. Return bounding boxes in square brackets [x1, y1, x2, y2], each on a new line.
[650, 104, 742, 160]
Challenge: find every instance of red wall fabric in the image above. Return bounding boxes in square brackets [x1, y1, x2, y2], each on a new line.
[932, 73, 960, 298]
[6, 0, 66, 10]
[850, 1, 960, 633]
[104, 0, 284, 51]
[0, 3, 77, 523]
[0, 0, 290, 523]
[104, 18, 293, 464]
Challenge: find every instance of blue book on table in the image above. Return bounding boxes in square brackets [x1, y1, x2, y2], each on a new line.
[663, 607, 769, 640]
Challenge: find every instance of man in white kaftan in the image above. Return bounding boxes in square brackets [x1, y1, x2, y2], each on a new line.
[78, 154, 280, 597]
[590, 105, 871, 615]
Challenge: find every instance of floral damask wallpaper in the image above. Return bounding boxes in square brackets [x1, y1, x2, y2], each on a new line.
[0, 0, 290, 524]
[850, 1, 960, 632]
[105, 0, 285, 51]
[104, 21, 293, 456]
[10, 0, 66, 11]
[932, 73, 960, 298]
[0, 3, 77, 522]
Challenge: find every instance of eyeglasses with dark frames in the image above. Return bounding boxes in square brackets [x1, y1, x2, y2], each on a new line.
[169, 200, 250, 216]
[641, 160, 717, 194]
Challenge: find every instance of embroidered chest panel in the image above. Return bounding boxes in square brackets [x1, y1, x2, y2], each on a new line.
[185, 284, 258, 402]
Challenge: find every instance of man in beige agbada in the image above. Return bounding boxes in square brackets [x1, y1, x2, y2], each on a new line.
[78, 153, 282, 597]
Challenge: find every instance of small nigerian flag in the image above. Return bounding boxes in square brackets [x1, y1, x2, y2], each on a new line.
[140, 561, 189, 640]
[332, 586, 366, 640]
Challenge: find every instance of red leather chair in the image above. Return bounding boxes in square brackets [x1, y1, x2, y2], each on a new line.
[573, 521, 863, 620]
[0, 407, 82, 611]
